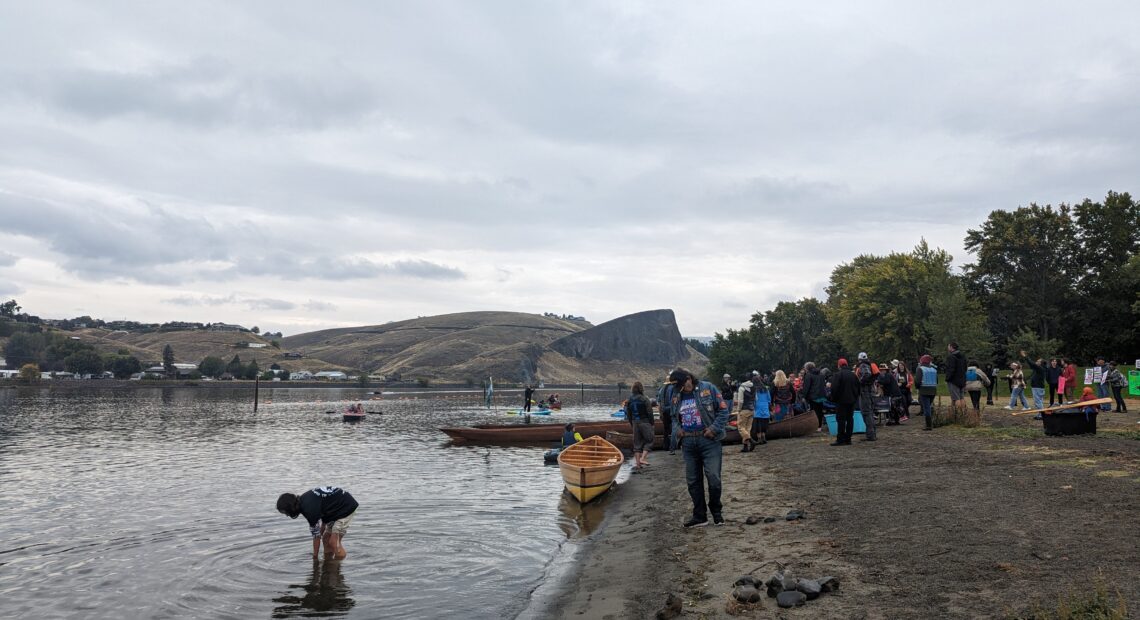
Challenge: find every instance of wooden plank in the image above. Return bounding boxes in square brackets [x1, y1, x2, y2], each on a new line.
[1009, 398, 1113, 416]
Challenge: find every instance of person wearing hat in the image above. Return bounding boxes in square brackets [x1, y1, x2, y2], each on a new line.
[668, 368, 729, 527]
[829, 358, 860, 445]
[854, 352, 878, 441]
[720, 373, 737, 415]
[1095, 356, 1112, 412]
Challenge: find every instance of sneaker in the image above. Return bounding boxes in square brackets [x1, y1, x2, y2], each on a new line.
[683, 517, 708, 528]
[1003, 405, 1013, 410]
[713, 514, 725, 526]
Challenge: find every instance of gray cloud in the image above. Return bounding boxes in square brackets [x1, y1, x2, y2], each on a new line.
[0, 251, 17, 267]
[303, 300, 338, 312]
[383, 259, 465, 280]
[245, 297, 295, 311]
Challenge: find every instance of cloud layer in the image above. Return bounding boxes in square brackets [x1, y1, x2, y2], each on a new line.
[1, 1, 1137, 335]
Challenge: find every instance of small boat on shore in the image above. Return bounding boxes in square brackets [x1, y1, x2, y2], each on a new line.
[721, 411, 818, 443]
[558, 436, 623, 503]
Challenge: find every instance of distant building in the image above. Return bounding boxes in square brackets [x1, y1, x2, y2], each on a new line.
[290, 370, 313, 381]
[283, 352, 304, 358]
[247, 343, 268, 348]
[144, 363, 198, 378]
[208, 323, 246, 332]
[313, 371, 348, 381]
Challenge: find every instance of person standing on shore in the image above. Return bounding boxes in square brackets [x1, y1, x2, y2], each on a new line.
[829, 359, 860, 445]
[1005, 362, 1029, 410]
[1046, 359, 1062, 406]
[1062, 359, 1077, 402]
[720, 373, 736, 414]
[1095, 357, 1112, 412]
[945, 342, 967, 421]
[669, 368, 729, 528]
[1107, 362, 1128, 413]
[964, 359, 991, 414]
[1021, 352, 1047, 410]
[854, 353, 877, 441]
[752, 372, 772, 446]
[983, 362, 997, 405]
[916, 355, 938, 430]
[657, 376, 676, 454]
[523, 385, 535, 413]
[735, 373, 756, 453]
[802, 362, 826, 431]
[624, 381, 655, 471]
[277, 486, 359, 559]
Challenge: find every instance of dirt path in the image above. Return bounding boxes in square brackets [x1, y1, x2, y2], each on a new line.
[543, 407, 1140, 619]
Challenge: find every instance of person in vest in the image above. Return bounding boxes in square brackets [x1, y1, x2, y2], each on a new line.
[657, 376, 677, 454]
[562, 423, 583, 447]
[1107, 362, 1128, 413]
[625, 381, 655, 471]
[964, 360, 991, 413]
[669, 368, 729, 528]
[854, 352, 878, 441]
[829, 358, 860, 445]
[735, 373, 756, 452]
[277, 486, 359, 559]
[915, 355, 938, 430]
[1004, 362, 1029, 410]
[752, 371, 772, 446]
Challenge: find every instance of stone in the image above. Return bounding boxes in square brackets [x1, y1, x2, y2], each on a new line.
[776, 590, 807, 608]
[745, 515, 761, 525]
[796, 579, 821, 600]
[781, 576, 798, 592]
[732, 585, 762, 603]
[763, 516, 777, 523]
[785, 509, 805, 521]
[734, 575, 759, 588]
[765, 572, 785, 598]
[655, 593, 683, 619]
[817, 576, 840, 592]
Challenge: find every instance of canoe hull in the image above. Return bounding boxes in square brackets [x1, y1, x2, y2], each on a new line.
[557, 436, 623, 504]
[441, 420, 662, 444]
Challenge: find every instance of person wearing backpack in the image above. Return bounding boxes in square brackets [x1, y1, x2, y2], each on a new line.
[1107, 362, 1128, 413]
[964, 360, 991, 413]
[915, 355, 938, 430]
[945, 342, 968, 421]
[854, 352, 878, 441]
[802, 362, 827, 431]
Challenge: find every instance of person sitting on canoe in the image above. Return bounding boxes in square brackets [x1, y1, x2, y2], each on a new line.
[562, 423, 583, 447]
[1078, 387, 1099, 414]
[277, 486, 359, 559]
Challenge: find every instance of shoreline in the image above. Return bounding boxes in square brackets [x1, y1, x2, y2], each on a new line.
[529, 408, 1140, 618]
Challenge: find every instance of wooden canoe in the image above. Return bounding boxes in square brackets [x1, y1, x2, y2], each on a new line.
[1009, 397, 1114, 416]
[720, 411, 818, 443]
[440, 420, 663, 444]
[558, 436, 623, 503]
[343, 413, 366, 423]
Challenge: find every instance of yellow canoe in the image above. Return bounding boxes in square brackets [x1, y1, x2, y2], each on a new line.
[558, 435, 624, 503]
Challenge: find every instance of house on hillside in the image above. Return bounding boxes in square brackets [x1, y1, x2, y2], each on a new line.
[208, 323, 246, 332]
[313, 371, 348, 381]
[144, 363, 198, 378]
[283, 352, 304, 358]
[290, 370, 313, 381]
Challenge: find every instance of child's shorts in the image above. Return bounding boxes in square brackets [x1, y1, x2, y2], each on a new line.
[327, 512, 355, 536]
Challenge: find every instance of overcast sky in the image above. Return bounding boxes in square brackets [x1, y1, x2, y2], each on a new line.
[1, 2, 1136, 337]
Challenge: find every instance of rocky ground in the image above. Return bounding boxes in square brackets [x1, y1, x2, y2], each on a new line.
[540, 402, 1140, 619]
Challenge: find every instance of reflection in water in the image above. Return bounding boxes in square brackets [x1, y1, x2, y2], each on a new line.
[272, 559, 355, 618]
[556, 489, 612, 539]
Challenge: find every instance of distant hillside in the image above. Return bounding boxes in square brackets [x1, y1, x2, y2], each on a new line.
[42, 309, 706, 384]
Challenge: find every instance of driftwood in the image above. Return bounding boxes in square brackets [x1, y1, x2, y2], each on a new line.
[1008, 397, 1113, 416]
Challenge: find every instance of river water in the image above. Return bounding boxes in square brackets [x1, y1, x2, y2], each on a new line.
[0, 386, 631, 619]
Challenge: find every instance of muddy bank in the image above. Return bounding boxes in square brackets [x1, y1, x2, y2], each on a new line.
[542, 407, 1140, 618]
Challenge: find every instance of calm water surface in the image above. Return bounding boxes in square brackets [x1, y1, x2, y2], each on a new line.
[0, 387, 630, 619]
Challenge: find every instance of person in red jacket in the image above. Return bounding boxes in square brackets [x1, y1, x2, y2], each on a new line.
[1061, 359, 1077, 403]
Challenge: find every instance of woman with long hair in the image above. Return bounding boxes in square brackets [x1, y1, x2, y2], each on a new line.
[770, 370, 796, 423]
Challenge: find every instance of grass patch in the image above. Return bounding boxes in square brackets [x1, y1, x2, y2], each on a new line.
[1099, 429, 1140, 441]
[1096, 470, 1131, 478]
[944, 425, 1043, 440]
[1008, 576, 1127, 619]
[1031, 457, 1100, 468]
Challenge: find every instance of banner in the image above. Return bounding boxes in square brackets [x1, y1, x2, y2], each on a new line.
[1084, 367, 1103, 385]
[1129, 370, 1140, 397]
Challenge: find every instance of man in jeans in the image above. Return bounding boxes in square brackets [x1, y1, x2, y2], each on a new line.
[854, 352, 878, 441]
[669, 368, 729, 528]
[1095, 356, 1112, 411]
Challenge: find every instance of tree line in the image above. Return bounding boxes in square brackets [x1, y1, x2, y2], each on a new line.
[709, 191, 1140, 377]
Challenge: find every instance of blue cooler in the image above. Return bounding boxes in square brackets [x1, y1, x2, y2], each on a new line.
[824, 412, 867, 436]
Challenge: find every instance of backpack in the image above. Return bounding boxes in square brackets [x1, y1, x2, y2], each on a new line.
[775, 385, 794, 404]
[920, 365, 937, 386]
[966, 368, 977, 382]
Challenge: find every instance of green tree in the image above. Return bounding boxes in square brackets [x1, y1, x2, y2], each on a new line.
[707, 326, 765, 380]
[65, 349, 105, 376]
[108, 355, 142, 379]
[198, 356, 226, 378]
[0, 299, 20, 317]
[251, 326, 260, 334]
[243, 359, 260, 380]
[226, 355, 244, 376]
[18, 363, 40, 382]
[162, 344, 175, 376]
[3, 331, 44, 368]
[1006, 327, 1063, 362]
[963, 204, 1076, 349]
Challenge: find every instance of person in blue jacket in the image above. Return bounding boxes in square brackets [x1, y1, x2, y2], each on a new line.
[668, 368, 729, 528]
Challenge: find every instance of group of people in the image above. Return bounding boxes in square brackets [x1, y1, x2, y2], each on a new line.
[521, 385, 561, 411]
[1005, 355, 1128, 414]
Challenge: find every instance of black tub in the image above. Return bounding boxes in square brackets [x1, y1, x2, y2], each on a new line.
[1042, 408, 1097, 436]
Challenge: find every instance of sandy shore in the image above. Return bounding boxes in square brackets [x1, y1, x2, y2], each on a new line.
[537, 405, 1140, 619]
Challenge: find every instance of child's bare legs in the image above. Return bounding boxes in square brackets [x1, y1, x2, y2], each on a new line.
[324, 532, 347, 559]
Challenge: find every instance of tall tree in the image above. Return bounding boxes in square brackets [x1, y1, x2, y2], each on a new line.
[198, 356, 226, 378]
[162, 344, 175, 377]
[963, 204, 1076, 348]
[65, 350, 105, 376]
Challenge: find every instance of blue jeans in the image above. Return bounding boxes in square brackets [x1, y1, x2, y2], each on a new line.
[1097, 383, 1111, 411]
[1031, 387, 1045, 410]
[681, 435, 722, 521]
[1009, 387, 1028, 409]
[920, 394, 934, 420]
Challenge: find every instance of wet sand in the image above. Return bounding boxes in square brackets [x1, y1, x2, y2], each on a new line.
[541, 406, 1140, 618]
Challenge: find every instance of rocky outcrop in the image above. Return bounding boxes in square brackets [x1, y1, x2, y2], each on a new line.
[549, 309, 685, 365]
